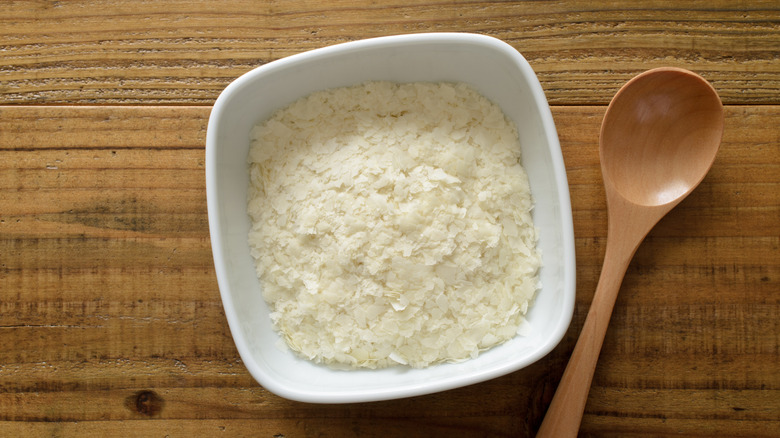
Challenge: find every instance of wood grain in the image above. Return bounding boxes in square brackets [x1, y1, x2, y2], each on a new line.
[0, 0, 778, 105]
[1, 105, 777, 436]
[1, 1, 779, 436]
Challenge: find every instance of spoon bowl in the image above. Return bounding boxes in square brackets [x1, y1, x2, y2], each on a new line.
[600, 68, 724, 207]
[537, 67, 724, 437]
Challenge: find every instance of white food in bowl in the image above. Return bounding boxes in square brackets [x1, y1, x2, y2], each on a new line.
[206, 33, 575, 403]
[247, 81, 541, 369]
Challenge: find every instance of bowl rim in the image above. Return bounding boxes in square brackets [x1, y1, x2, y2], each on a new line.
[206, 32, 576, 403]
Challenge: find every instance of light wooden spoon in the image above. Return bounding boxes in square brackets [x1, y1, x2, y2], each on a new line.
[536, 67, 724, 437]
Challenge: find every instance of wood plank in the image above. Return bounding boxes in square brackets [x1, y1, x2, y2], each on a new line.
[582, 393, 780, 438]
[0, 362, 552, 435]
[0, 1, 778, 105]
[0, 106, 208, 149]
[0, 418, 522, 438]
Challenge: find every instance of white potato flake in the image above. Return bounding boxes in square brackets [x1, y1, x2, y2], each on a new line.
[247, 81, 541, 369]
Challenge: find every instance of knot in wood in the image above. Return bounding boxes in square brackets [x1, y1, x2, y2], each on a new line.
[132, 390, 163, 416]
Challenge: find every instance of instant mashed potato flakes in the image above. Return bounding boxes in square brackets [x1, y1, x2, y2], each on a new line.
[247, 81, 541, 369]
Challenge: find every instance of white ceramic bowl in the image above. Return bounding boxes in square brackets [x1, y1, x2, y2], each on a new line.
[206, 33, 575, 403]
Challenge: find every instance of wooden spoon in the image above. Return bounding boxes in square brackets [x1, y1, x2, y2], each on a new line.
[536, 67, 724, 437]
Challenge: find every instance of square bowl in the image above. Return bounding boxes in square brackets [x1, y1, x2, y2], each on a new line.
[206, 33, 575, 403]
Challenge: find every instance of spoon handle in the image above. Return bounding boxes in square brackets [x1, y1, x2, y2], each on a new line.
[536, 237, 636, 438]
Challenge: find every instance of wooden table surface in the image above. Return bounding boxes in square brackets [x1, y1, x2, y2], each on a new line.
[1, 1, 778, 437]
